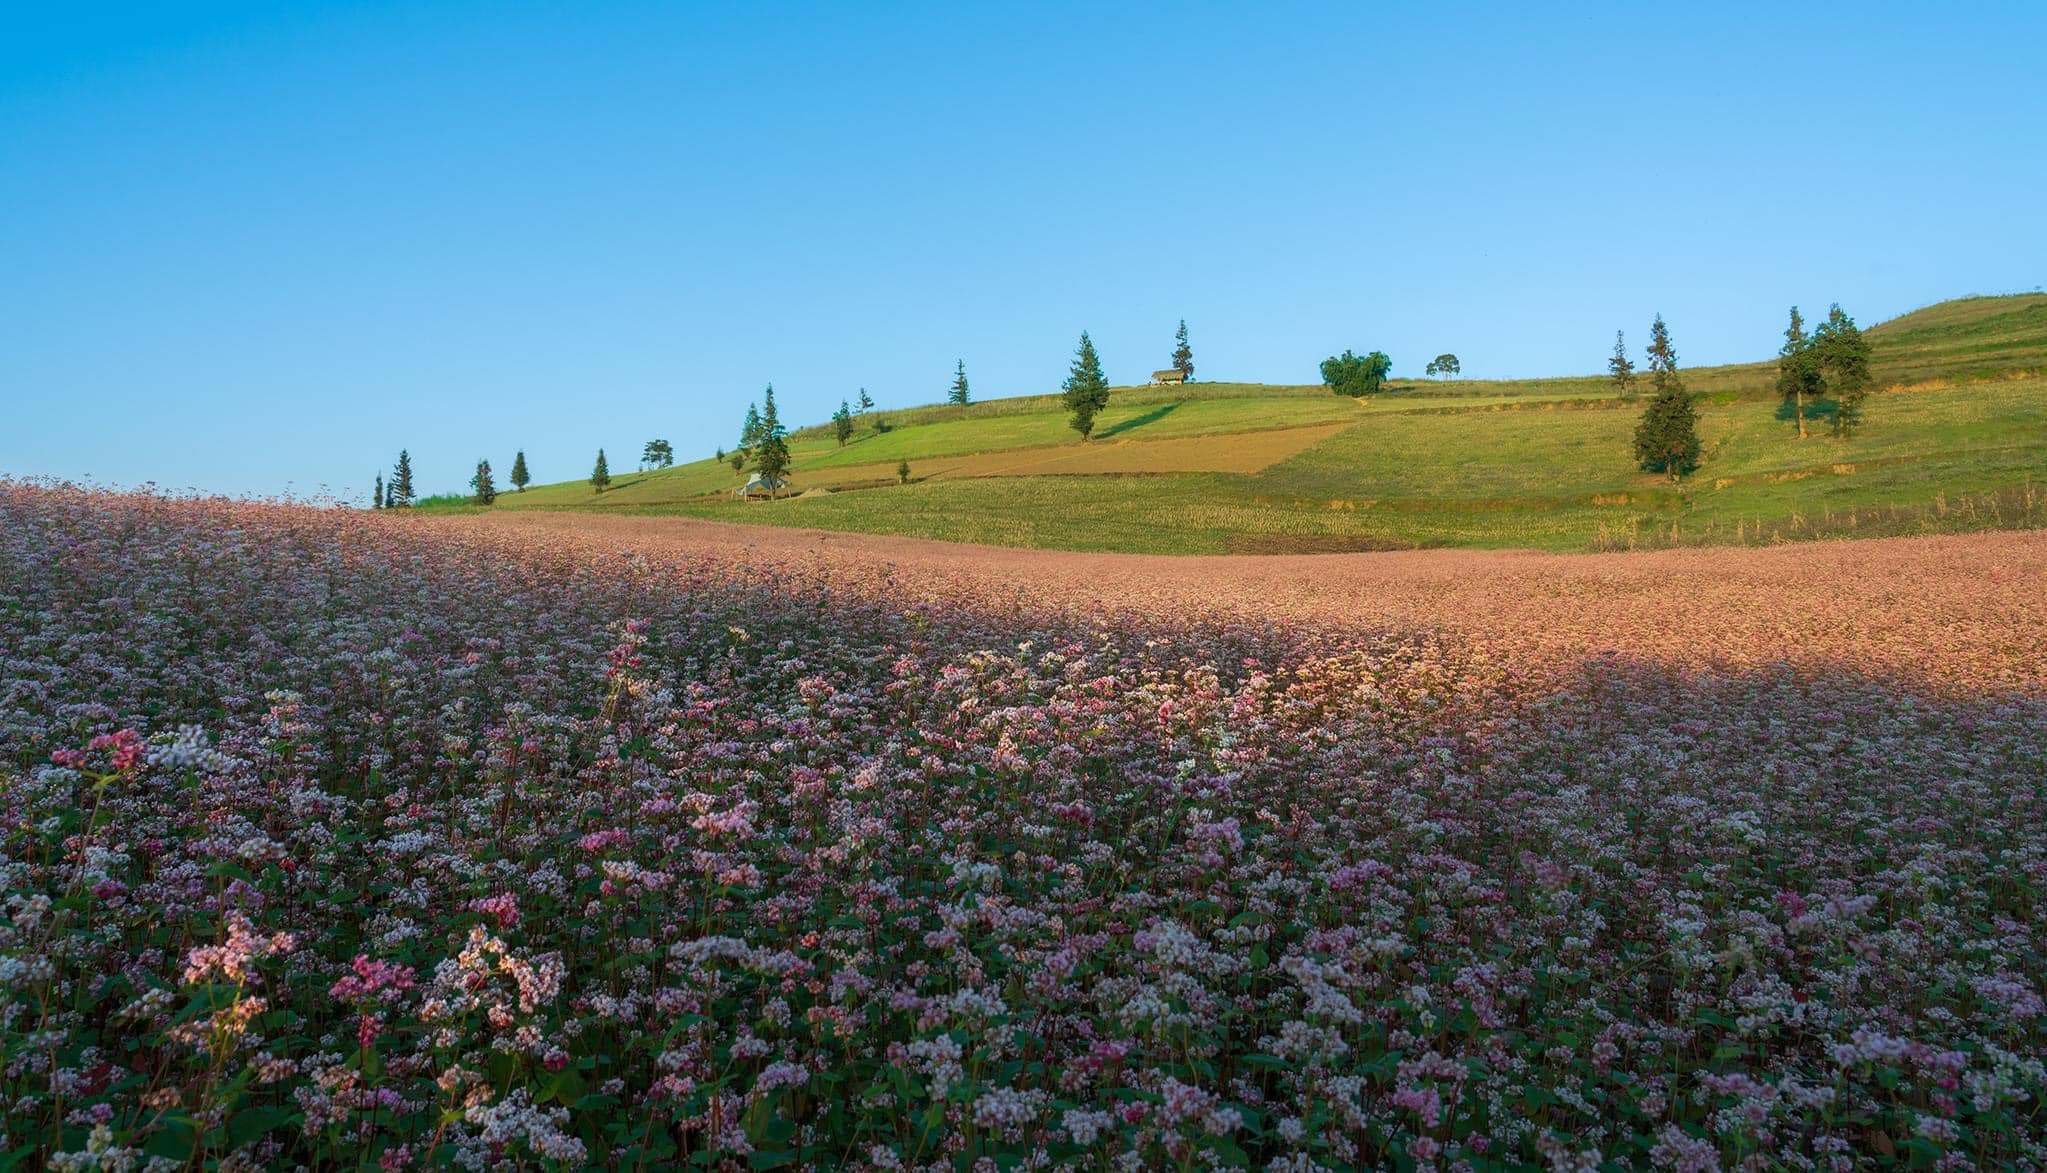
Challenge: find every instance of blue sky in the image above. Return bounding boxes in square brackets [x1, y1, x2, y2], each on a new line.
[3, 2, 2042, 500]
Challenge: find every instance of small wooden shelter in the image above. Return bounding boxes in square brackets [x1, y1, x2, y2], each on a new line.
[1151, 368, 1188, 385]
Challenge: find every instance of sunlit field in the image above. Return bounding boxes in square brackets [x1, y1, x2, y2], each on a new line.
[4, 482, 2042, 1168]
[453, 295, 2047, 556]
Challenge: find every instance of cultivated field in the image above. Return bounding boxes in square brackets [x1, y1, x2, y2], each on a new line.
[457, 295, 2047, 554]
[5, 482, 2042, 1168]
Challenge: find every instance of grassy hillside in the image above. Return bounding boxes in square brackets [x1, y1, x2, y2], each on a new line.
[441, 293, 2047, 553]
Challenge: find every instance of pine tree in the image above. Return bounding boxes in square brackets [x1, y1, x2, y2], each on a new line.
[390, 450, 415, 508]
[510, 450, 530, 492]
[833, 399, 854, 447]
[1813, 304, 1872, 437]
[1062, 332, 1110, 439]
[372, 473, 384, 510]
[1775, 307, 1821, 439]
[857, 387, 874, 414]
[1609, 330, 1637, 399]
[1172, 320, 1195, 381]
[1645, 315, 1681, 396]
[471, 458, 497, 505]
[897, 460, 911, 485]
[949, 360, 971, 406]
[1633, 389, 1701, 482]
[741, 403, 764, 452]
[753, 385, 791, 495]
[591, 449, 610, 493]
[1632, 316, 1698, 482]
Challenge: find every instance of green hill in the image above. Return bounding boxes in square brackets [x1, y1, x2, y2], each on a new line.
[444, 293, 2047, 553]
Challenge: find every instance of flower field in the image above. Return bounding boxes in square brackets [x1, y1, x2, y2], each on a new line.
[2, 483, 2043, 1169]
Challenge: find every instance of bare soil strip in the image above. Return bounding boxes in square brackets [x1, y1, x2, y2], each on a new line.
[427, 511, 2047, 693]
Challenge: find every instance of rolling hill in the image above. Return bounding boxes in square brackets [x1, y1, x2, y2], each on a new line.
[432, 293, 2047, 553]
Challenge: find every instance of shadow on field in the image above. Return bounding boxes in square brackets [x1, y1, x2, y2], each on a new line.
[1095, 401, 1180, 439]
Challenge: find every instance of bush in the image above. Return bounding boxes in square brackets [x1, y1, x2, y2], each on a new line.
[1321, 349, 1391, 397]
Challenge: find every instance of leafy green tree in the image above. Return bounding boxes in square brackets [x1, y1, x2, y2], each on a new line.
[372, 473, 384, 510]
[753, 384, 791, 494]
[1061, 331, 1110, 439]
[1609, 330, 1637, 399]
[949, 360, 971, 406]
[590, 449, 610, 493]
[1775, 307, 1821, 439]
[1632, 316, 1698, 481]
[470, 459, 497, 505]
[1812, 304, 1872, 437]
[1320, 349, 1391, 397]
[897, 460, 911, 485]
[1425, 353, 1460, 378]
[857, 387, 874, 414]
[641, 439, 673, 469]
[509, 450, 530, 491]
[833, 400, 854, 447]
[729, 450, 746, 472]
[1172, 320, 1194, 381]
[1645, 314, 1680, 396]
[390, 450, 414, 508]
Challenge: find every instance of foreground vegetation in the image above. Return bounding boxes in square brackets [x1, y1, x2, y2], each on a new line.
[4, 483, 2043, 1167]
[427, 295, 2047, 554]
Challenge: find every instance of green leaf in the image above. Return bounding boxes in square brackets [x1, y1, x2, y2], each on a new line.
[1240, 1053, 1290, 1071]
[229, 1106, 291, 1147]
[142, 1118, 199, 1161]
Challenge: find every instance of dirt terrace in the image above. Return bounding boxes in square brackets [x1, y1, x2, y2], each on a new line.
[425, 511, 2047, 695]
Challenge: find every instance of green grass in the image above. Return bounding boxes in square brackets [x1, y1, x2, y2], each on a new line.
[435, 293, 2047, 553]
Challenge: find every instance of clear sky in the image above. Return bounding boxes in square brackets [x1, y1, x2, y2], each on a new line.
[3, 2, 2042, 500]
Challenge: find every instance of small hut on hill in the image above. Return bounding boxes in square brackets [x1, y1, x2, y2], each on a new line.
[1151, 368, 1188, 385]
[735, 474, 788, 499]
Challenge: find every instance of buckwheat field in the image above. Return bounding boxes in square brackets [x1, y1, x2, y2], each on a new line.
[3, 483, 2042, 1170]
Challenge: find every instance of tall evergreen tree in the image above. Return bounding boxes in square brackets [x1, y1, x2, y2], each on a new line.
[856, 387, 874, 415]
[949, 360, 971, 406]
[1812, 304, 1872, 437]
[1172, 320, 1195, 381]
[590, 449, 610, 493]
[753, 384, 791, 494]
[1632, 316, 1698, 482]
[833, 399, 854, 446]
[390, 450, 415, 508]
[1645, 314, 1680, 396]
[1633, 389, 1701, 482]
[1062, 332, 1111, 439]
[1609, 330, 1637, 399]
[372, 473, 384, 510]
[1775, 307, 1821, 439]
[510, 450, 530, 492]
[741, 403, 764, 452]
[470, 459, 497, 505]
